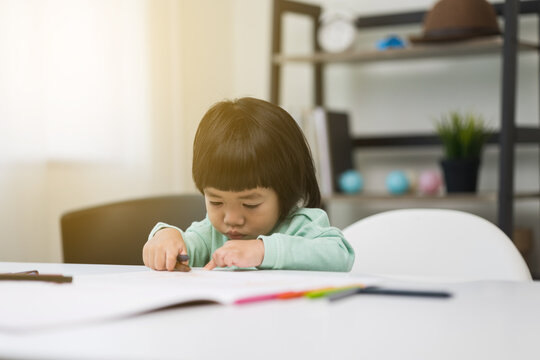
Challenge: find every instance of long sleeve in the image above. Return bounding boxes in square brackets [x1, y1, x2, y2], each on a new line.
[147, 217, 220, 267]
[257, 208, 354, 272]
[148, 208, 354, 271]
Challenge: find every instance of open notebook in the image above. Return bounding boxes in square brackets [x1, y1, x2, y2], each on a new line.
[0, 268, 378, 332]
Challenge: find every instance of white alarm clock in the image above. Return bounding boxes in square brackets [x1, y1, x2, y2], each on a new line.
[318, 10, 356, 53]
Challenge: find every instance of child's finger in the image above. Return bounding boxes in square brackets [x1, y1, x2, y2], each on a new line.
[142, 245, 149, 267]
[165, 250, 178, 271]
[204, 259, 216, 270]
[223, 253, 236, 267]
[154, 252, 166, 271]
[142, 243, 155, 268]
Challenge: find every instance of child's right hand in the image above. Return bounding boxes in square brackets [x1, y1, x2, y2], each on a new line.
[142, 228, 188, 271]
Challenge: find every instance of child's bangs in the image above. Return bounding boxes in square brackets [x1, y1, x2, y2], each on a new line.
[195, 139, 273, 192]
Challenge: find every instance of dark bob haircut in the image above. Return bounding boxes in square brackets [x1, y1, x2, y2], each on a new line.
[192, 97, 321, 219]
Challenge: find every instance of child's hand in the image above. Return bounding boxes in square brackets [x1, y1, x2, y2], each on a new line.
[142, 228, 188, 271]
[203, 239, 265, 270]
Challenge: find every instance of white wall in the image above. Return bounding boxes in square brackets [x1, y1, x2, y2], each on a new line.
[0, 0, 158, 262]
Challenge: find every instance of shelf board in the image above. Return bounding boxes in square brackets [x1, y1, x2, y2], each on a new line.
[273, 37, 539, 64]
[352, 127, 540, 148]
[324, 191, 540, 204]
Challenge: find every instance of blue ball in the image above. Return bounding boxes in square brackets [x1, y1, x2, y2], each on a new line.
[338, 170, 364, 194]
[386, 171, 410, 195]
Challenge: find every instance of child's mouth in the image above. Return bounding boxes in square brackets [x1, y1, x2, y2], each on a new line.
[226, 232, 245, 240]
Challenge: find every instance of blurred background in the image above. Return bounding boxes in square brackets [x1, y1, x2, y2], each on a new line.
[1, 0, 538, 274]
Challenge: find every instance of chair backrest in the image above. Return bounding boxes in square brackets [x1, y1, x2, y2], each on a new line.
[61, 194, 206, 265]
[342, 208, 532, 282]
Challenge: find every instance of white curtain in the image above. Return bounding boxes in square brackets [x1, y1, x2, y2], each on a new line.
[0, 0, 190, 262]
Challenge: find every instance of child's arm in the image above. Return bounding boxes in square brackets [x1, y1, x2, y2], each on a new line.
[143, 219, 215, 270]
[257, 208, 355, 272]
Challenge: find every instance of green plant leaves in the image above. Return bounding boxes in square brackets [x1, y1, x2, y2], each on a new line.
[435, 111, 491, 159]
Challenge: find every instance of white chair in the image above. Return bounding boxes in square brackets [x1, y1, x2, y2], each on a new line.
[343, 209, 532, 282]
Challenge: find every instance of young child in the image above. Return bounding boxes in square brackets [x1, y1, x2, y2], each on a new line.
[142, 97, 354, 272]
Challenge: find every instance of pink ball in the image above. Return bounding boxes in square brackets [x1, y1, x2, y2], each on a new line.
[418, 170, 441, 195]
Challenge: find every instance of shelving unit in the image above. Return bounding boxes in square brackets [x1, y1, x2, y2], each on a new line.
[270, 0, 540, 238]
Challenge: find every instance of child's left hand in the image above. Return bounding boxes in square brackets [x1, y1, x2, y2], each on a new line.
[203, 239, 265, 270]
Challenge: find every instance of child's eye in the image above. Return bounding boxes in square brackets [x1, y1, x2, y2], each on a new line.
[243, 203, 261, 209]
[209, 201, 223, 206]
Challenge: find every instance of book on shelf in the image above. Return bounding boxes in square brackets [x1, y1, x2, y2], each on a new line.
[305, 107, 354, 196]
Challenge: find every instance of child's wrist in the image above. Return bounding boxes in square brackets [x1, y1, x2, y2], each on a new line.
[256, 238, 265, 266]
[156, 227, 181, 237]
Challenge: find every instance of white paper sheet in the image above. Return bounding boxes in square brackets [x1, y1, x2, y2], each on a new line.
[0, 269, 377, 332]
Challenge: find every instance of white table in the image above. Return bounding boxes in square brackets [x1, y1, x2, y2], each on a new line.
[1, 262, 539, 360]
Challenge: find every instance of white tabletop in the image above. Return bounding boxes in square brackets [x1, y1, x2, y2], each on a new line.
[1, 262, 539, 360]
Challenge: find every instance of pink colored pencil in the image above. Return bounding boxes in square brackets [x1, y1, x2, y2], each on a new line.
[234, 293, 280, 305]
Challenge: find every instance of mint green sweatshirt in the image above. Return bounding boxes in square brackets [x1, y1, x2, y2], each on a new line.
[148, 207, 354, 272]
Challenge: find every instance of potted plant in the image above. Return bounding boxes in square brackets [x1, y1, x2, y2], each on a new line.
[436, 111, 491, 193]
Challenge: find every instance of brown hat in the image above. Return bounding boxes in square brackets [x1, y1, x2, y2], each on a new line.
[410, 0, 501, 43]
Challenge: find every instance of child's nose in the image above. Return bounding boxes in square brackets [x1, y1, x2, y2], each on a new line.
[224, 210, 244, 227]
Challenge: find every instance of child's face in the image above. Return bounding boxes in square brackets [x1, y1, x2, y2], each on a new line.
[203, 187, 280, 240]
